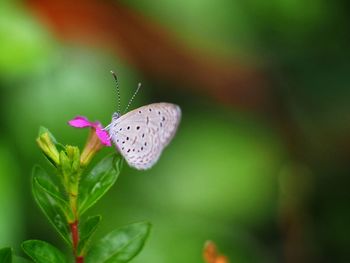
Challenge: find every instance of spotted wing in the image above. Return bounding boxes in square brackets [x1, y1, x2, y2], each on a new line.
[109, 103, 181, 170]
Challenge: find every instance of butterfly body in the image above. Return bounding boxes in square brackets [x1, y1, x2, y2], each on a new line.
[108, 103, 181, 170]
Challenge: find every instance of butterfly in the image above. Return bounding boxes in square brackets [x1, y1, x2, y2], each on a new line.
[106, 72, 181, 170]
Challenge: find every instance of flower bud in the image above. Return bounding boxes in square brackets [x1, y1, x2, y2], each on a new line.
[203, 241, 229, 263]
[59, 146, 81, 189]
[215, 256, 229, 263]
[66, 146, 81, 174]
[36, 130, 60, 166]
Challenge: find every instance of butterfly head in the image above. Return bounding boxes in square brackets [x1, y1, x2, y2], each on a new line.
[112, 112, 121, 120]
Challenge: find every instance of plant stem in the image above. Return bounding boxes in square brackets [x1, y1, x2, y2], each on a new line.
[70, 220, 79, 250]
[68, 165, 83, 262]
[70, 220, 84, 263]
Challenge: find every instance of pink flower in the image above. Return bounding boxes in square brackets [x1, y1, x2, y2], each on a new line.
[68, 116, 111, 146]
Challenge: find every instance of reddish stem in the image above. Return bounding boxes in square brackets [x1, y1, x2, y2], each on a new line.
[70, 220, 79, 250]
[70, 220, 84, 263]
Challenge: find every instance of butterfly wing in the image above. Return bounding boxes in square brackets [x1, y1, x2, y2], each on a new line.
[109, 103, 181, 170]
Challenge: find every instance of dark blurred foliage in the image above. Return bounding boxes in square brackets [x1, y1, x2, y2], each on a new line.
[0, 0, 350, 262]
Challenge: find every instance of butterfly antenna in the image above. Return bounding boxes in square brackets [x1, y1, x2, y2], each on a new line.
[124, 82, 141, 113]
[110, 70, 121, 113]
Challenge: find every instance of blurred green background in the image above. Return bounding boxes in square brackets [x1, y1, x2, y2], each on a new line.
[1, 0, 350, 262]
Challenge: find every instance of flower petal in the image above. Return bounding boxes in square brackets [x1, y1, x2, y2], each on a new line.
[95, 126, 112, 146]
[68, 116, 93, 128]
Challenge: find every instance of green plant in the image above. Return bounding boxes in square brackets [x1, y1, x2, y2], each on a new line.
[0, 120, 151, 263]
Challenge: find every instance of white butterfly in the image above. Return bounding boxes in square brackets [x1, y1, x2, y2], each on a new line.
[106, 72, 181, 170]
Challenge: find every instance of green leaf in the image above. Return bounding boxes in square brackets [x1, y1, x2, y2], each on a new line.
[86, 222, 151, 263]
[13, 256, 33, 263]
[78, 154, 122, 215]
[0, 247, 12, 263]
[22, 240, 66, 263]
[77, 215, 101, 256]
[32, 165, 61, 198]
[32, 168, 72, 244]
